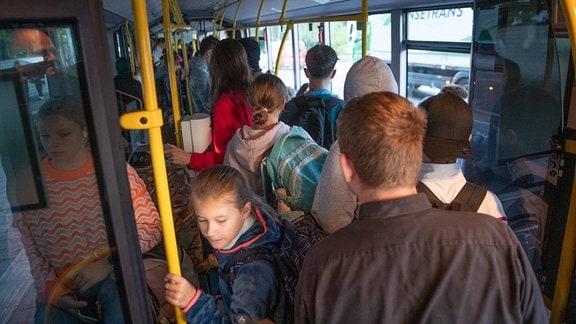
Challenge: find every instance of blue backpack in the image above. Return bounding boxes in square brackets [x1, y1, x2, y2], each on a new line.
[263, 126, 328, 214]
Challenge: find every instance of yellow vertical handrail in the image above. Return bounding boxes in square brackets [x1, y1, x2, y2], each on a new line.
[218, 6, 227, 33]
[122, 0, 184, 323]
[232, 0, 244, 39]
[551, 4, 576, 324]
[275, 21, 294, 76]
[279, 0, 288, 25]
[361, 0, 368, 57]
[162, 0, 183, 148]
[255, 0, 265, 39]
[179, 31, 193, 115]
[124, 20, 136, 75]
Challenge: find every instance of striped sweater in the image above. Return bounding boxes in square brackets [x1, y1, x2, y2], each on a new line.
[16, 155, 162, 300]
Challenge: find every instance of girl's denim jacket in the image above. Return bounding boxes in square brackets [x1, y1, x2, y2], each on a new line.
[184, 207, 289, 323]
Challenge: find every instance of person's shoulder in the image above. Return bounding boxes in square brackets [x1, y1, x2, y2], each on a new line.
[284, 96, 300, 109]
[429, 207, 517, 242]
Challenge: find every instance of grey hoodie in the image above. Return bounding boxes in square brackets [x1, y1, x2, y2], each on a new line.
[224, 122, 291, 194]
[312, 56, 398, 234]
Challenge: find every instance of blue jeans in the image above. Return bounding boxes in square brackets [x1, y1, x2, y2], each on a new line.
[35, 275, 125, 323]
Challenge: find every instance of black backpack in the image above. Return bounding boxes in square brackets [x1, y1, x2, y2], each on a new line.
[220, 213, 326, 323]
[283, 95, 342, 150]
[417, 181, 487, 212]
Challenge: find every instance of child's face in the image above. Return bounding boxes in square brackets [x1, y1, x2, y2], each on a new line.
[193, 194, 251, 250]
[38, 115, 86, 164]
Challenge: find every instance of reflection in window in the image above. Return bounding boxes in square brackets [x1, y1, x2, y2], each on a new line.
[469, 1, 564, 282]
[0, 23, 162, 323]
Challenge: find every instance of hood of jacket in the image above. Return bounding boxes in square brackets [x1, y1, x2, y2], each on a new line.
[344, 55, 398, 102]
[225, 122, 291, 191]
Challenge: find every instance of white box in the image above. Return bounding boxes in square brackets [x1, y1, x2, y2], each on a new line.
[180, 113, 211, 153]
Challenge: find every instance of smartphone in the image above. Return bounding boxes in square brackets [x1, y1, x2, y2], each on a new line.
[19, 61, 55, 78]
[76, 297, 100, 323]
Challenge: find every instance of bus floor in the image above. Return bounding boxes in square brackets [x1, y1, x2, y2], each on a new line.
[0, 223, 35, 324]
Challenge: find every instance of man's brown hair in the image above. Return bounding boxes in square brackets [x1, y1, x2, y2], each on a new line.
[337, 92, 427, 189]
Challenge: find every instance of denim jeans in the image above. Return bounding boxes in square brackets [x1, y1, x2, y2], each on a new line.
[35, 275, 125, 323]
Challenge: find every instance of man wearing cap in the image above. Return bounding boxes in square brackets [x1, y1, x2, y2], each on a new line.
[417, 90, 507, 221]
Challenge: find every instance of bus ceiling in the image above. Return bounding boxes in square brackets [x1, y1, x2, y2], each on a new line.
[101, 0, 471, 31]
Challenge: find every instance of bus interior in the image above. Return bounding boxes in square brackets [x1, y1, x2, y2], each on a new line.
[1, 0, 575, 323]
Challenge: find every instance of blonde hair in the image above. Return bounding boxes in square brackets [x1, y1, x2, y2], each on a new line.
[337, 92, 427, 189]
[248, 74, 287, 126]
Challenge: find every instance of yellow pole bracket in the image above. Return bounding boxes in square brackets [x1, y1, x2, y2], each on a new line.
[120, 109, 164, 130]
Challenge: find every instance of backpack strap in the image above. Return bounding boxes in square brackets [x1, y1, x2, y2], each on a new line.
[417, 181, 488, 212]
[451, 182, 488, 212]
[416, 181, 450, 209]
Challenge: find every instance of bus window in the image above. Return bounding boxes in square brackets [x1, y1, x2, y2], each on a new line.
[468, 0, 565, 281]
[407, 8, 473, 42]
[1, 23, 162, 323]
[407, 49, 471, 102]
[405, 8, 473, 104]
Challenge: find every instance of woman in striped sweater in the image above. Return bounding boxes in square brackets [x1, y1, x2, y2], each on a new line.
[15, 96, 162, 323]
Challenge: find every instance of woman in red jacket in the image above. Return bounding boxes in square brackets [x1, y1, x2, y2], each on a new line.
[166, 38, 253, 170]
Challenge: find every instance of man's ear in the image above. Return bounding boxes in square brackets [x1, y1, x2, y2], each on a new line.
[304, 67, 310, 79]
[339, 153, 355, 184]
[330, 69, 337, 80]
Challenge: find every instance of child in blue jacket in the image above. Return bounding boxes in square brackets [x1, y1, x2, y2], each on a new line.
[165, 165, 290, 323]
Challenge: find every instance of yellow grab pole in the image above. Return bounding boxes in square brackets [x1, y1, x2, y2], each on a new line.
[124, 20, 136, 76]
[123, 0, 184, 323]
[163, 0, 183, 148]
[275, 21, 294, 76]
[180, 31, 193, 115]
[279, 0, 288, 25]
[255, 0, 265, 39]
[550, 4, 576, 324]
[361, 0, 368, 57]
[232, 0, 244, 38]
